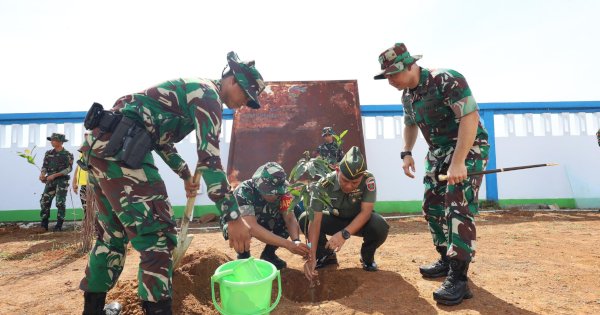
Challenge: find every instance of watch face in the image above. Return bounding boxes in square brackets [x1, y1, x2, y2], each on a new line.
[229, 211, 238, 220]
[342, 230, 350, 239]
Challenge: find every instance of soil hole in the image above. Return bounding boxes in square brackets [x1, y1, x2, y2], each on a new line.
[280, 268, 359, 303]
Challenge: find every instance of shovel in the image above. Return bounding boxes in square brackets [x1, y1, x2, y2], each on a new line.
[173, 171, 202, 269]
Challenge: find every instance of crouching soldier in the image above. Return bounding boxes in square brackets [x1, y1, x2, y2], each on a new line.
[300, 146, 389, 280]
[222, 162, 310, 269]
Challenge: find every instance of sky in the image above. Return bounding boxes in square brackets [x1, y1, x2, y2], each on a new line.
[0, 0, 599, 114]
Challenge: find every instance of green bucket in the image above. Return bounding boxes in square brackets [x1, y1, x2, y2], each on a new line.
[211, 257, 281, 315]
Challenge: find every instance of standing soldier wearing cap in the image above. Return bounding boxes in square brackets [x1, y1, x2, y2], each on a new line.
[374, 42, 489, 305]
[39, 133, 74, 232]
[221, 162, 310, 269]
[314, 127, 344, 169]
[78, 51, 265, 314]
[300, 146, 389, 280]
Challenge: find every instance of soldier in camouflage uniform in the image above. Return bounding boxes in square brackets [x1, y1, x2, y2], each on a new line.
[314, 127, 344, 168]
[78, 52, 265, 315]
[300, 146, 389, 281]
[39, 133, 73, 232]
[221, 162, 310, 270]
[375, 43, 489, 305]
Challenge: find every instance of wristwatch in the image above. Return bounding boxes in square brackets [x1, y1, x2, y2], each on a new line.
[223, 209, 240, 222]
[401, 151, 412, 159]
[341, 229, 351, 240]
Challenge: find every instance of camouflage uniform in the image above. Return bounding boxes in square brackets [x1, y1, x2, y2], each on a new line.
[221, 162, 301, 269]
[299, 147, 389, 267]
[79, 52, 265, 305]
[40, 133, 73, 231]
[315, 127, 344, 166]
[375, 42, 487, 304]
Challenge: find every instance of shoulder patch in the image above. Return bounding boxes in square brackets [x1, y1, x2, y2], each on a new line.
[366, 177, 376, 192]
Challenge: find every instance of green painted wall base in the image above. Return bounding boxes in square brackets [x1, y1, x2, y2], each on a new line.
[0, 198, 581, 223]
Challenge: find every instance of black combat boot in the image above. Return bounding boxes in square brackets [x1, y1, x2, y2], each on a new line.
[433, 259, 473, 305]
[53, 219, 64, 232]
[41, 219, 49, 231]
[419, 246, 450, 278]
[260, 245, 287, 270]
[83, 292, 122, 315]
[142, 299, 172, 315]
[315, 248, 338, 269]
[237, 251, 251, 259]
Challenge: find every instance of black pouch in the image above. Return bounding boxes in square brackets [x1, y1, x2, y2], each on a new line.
[83, 103, 105, 130]
[76, 159, 89, 172]
[121, 127, 153, 169]
[102, 117, 135, 158]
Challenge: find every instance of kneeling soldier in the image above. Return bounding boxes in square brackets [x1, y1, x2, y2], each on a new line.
[222, 162, 310, 269]
[300, 146, 389, 280]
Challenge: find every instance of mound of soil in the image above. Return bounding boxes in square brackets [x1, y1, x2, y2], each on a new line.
[280, 267, 359, 303]
[108, 248, 232, 314]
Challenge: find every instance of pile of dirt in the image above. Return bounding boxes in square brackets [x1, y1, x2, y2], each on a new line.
[108, 248, 232, 314]
[280, 267, 359, 303]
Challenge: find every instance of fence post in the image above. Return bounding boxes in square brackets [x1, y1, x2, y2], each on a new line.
[481, 109, 498, 201]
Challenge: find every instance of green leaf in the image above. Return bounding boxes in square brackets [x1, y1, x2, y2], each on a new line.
[286, 195, 302, 213]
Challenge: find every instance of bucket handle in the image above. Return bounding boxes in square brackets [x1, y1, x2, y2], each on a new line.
[210, 270, 282, 315]
[211, 269, 234, 315]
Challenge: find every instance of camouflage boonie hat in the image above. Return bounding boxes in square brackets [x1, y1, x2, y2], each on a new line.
[252, 162, 289, 195]
[226, 51, 266, 109]
[339, 146, 366, 180]
[373, 43, 422, 80]
[46, 132, 68, 142]
[321, 127, 335, 137]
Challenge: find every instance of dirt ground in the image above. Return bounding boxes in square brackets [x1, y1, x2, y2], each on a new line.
[1, 210, 599, 315]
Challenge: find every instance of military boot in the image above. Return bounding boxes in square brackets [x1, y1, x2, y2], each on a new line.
[237, 251, 251, 259]
[315, 248, 338, 269]
[41, 219, 49, 231]
[433, 259, 473, 305]
[53, 219, 64, 232]
[260, 245, 287, 270]
[419, 246, 450, 278]
[142, 299, 172, 315]
[82, 292, 122, 315]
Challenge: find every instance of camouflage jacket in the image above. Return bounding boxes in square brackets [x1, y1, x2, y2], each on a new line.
[41, 148, 73, 179]
[315, 142, 343, 165]
[402, 68, 488, 153]
[308, 171, 376, 219]
[234, 179, 285, 217]
[111, 78, 238, 215]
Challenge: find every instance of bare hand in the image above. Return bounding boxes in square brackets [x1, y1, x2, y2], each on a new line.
[286, 241, 310, 257]
[72, 184, 78, 193]
[325, 232, 346, 252]
[446, 162, 467, 185]
[227, 217, 251, 253]
[184, 178, 200, 198]
[402, 156, 416, 178]
[303, 258, 318, 282]
[46, 174, 56, 182]
[39, 174, 46, 183]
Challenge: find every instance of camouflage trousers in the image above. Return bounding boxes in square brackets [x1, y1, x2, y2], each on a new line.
[221, 209, 290, 241]
[422, 144, 489, 262]
[40, 177, 69, 222]
[79, 152, 177, 302]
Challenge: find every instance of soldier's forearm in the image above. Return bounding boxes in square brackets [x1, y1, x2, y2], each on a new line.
[346, 203, 374, 234]
[452, 111, 479, 165]
[403, 124, 419, 151]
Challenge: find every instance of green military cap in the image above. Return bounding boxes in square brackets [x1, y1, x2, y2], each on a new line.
[321, 126, 335, 137]
[226, 51, 266, 109]
[374, 42, 422, 80]
[252, 162, 289, 195]
[46, 132, 68, 143]
[339, 146, 366, 180]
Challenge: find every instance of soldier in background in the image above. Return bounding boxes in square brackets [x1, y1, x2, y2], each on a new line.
[301, 146, 389, 280]
[222, 162, 310, 269]
[39, 133, 73, 232]
[314, 127, 344, 169]
[375, 42, 489, 305]
[72, 153, 89, 213]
